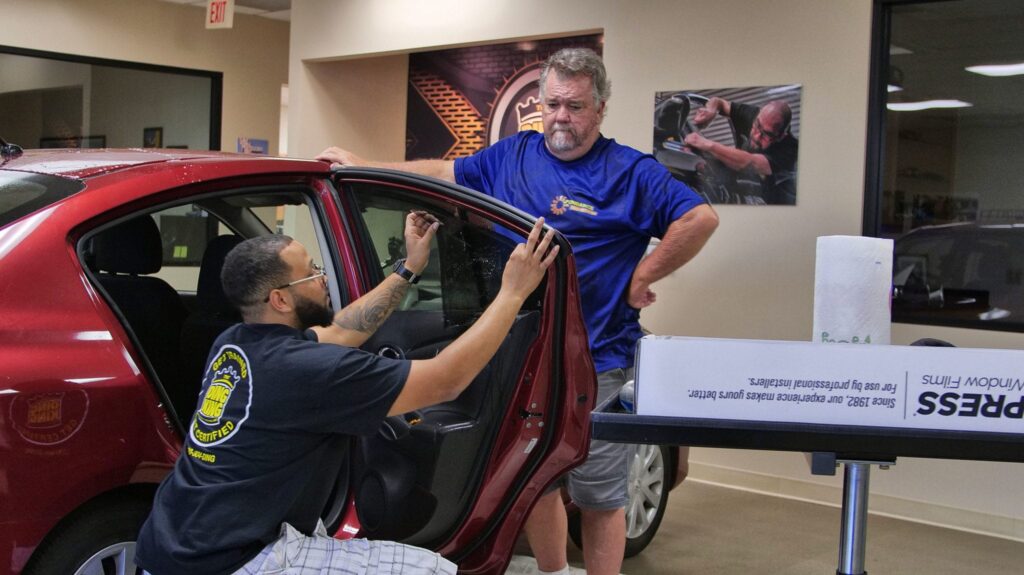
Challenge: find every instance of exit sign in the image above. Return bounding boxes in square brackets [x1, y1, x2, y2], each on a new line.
[206, 0, 235, 29]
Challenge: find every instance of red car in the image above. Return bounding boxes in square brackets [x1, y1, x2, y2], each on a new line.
[0, 147, 597, 575]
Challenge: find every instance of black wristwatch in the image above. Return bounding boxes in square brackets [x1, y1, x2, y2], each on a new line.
[392, 258, 421, 284]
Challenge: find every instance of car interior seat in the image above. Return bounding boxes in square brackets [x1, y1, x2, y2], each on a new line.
[179, 234, 244, 413]
[92, 214, 191, 421]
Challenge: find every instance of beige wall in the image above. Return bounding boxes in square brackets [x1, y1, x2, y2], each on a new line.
[0, 0, 289, 154]
[289, 0, 1024, 540]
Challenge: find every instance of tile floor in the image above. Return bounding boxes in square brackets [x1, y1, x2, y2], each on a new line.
[508, 480, 1024, 574]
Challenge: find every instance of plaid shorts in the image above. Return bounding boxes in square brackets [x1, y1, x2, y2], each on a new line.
[233, 521, 457, 575]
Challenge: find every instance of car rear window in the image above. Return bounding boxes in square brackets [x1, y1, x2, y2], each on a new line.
[0, 171, 84, 228]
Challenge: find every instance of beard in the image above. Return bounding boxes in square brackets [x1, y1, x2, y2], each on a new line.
[545, 123, 583, 154]
[294, 293, 334, 330]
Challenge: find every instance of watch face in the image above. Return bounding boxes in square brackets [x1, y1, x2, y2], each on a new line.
[393, 259, 418, 283]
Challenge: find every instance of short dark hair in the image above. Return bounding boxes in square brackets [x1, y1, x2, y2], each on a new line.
[221, 235, 293, 318]
[539, 47, 612, 107]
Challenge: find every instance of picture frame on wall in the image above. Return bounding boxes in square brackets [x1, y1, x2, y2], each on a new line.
[653, 84, 802, 206]
[143, 127, 163, 148]
[39, 135, 106, 149]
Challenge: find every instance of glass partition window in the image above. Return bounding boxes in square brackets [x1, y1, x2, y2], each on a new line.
[869, 0, 1024, 330]
[0, 47, 219, 151]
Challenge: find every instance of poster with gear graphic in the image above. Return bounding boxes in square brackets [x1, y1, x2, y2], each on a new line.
[405, 34, 603, 161]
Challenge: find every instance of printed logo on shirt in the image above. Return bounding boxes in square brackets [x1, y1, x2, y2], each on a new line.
[550, 194, 597, 217]
[190, 345, 253, 450]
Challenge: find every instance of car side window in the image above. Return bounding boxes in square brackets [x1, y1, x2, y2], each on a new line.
[82, 188, 332, 424]
[347, 182, 543, 325]
[149, 201, 324, 293]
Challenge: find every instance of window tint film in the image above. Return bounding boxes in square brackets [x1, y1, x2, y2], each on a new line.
[348, 182, 543, 326]
[0, 171, 83, 228]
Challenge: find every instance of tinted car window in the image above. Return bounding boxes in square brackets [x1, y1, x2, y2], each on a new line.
[348, 182, 543, 326]
[0, 171, 83, 228]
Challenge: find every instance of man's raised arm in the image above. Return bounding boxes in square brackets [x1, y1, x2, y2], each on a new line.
[388, 219, 559, 415]
[317, 147, 456, 183]
[313, 211, 439, 347]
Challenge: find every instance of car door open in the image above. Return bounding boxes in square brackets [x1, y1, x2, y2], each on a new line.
[330, 170, 595, 569]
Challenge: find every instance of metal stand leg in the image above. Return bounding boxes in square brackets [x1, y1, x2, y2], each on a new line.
[836, 462, 871, 575]
[807, 453, 894, 575]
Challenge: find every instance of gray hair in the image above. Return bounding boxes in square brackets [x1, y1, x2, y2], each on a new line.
[539, 48, 611, 107]
[221, 234, 294, 319]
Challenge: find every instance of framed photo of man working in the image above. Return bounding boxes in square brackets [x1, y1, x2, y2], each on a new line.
[653, 84, 802, 206]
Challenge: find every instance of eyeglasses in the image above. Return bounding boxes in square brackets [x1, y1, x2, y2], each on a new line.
[752, 118, 784, 141]
[264, 263, 326, 302]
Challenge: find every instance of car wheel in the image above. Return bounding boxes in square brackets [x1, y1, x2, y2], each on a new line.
[23, 495, 150, 575]
[567, 443, 672, 558]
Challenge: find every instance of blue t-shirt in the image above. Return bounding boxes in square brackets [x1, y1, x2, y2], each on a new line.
[455, 131, 704, 372]
[136, 323, 408, 575]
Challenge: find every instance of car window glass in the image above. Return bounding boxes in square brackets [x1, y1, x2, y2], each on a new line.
[155, 204, 219, 268]
[0, 171, 83, 228]
[347, 182, 543, 325]
[149, 200, 324, 293]
[81, 188, 333, 425]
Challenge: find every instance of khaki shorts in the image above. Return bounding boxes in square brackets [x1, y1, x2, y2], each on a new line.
[550, 367, 635, 511]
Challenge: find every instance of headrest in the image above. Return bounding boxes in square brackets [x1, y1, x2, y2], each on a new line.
[196, 235, 244, 312]
[93, 215, 163, 275]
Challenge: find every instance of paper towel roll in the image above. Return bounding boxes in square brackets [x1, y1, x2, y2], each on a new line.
[813, 235, 893, 345]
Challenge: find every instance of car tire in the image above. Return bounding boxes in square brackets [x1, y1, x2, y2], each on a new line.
[568, 443, 672, 558]
[23, 494, 151, 575]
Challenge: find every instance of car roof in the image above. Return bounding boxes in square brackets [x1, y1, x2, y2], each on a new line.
[0, 148, 323, 179]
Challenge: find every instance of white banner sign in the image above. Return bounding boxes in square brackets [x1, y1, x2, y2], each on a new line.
[635, 336, 1024, 435]
[206, 0, 235, 29]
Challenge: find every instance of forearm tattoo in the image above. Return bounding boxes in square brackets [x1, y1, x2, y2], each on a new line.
[333, 278, 410, 333]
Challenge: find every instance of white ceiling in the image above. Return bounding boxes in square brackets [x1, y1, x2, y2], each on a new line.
[159, 0, 291, 21]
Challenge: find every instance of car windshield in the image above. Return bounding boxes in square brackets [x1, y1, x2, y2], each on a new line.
[0, 171, 84, 228]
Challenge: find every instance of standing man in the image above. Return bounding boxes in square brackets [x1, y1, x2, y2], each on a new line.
[683, 97, 799, 205]
[319, 47, 718, 575]
[135, 213, 559, 574]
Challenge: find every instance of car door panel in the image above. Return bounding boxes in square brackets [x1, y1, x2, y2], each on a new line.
[329, 171, 593, 570]
[356, 310, 540, 546]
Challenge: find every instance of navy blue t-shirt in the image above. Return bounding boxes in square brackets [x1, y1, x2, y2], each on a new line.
[455, 131, 705, 372]
[136, 323, 408, 575]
